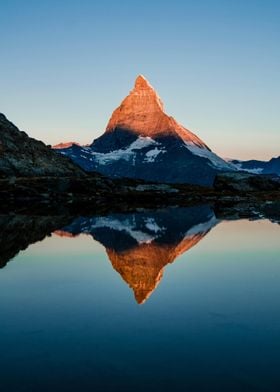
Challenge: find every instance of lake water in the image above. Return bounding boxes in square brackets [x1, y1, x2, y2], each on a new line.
[0, 205, 280, 391]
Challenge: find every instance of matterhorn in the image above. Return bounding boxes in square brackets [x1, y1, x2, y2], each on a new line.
[57, 75, 234, 185]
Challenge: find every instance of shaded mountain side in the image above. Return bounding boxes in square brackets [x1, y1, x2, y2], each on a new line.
[231, 156, 280, 176]
[0, 113, 85, 178]
[62, 130, 219, 185]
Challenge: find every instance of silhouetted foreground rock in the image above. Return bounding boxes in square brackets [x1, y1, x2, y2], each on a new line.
[214, 172, 280, 192]
[0, 113, 85, 177]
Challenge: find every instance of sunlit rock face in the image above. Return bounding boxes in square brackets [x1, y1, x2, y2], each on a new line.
[54, 230, 79, 238]
[106, 75, 207, 147]
[52, 142, 81, 149]
[56, 76, 235, 186]
[58, 206, 218, 304]
[106, 232, 208, 304]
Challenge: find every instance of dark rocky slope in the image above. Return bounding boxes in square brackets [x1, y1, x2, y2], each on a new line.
[0, 113, 85, 178]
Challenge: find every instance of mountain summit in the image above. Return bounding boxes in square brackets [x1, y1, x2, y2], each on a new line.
[56, 75, 235, 186]
[106, 75, 208, 148]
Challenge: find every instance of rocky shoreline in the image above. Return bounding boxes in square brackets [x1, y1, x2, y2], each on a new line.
[1, 171, 279, 209]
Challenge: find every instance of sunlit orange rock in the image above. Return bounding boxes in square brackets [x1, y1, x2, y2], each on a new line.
[52, 142, 81, 149]
[106, 232, 207, 304]
[54, 230, 79, 238]
[106, 75, 208, 148]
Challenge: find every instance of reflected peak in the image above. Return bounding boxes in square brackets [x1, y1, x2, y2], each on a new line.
[58, 206, 217, 304]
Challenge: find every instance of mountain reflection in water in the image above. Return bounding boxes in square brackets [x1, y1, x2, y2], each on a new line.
[1, 202, 279, 305]
[0, 204, 280, 391]
[55, 205, 217, 303]
[0, 205, 218, 304]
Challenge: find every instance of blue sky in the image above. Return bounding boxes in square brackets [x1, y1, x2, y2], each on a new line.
[1, 0, 279, 159]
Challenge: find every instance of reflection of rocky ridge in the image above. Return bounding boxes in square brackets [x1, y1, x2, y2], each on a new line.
[0, 215, 72, 268]
[0, 203, 279, 302]
[60, 206, 217, 303]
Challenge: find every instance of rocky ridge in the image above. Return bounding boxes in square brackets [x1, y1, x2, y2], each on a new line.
[0, 113, 85, 178]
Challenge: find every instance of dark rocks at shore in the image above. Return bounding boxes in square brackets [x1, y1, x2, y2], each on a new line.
[0, 171, 279, 212]
[214, 172, 280, 192]
[214, 200, 280, 224]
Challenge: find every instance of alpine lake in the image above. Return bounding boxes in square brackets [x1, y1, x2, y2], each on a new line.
[0, 203, 280, 391]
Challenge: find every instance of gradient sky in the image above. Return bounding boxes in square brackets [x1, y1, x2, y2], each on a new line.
[1, 0, 279, 160]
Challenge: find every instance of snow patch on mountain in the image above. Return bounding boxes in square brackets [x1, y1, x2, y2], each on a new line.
[185, 143, 236, 171]
[185, 215, 218, 237]
[61, 136, 167, 166]
[144, 147, 166, 163]
[89, 137, 159, 165]
[144, 218, 163, 233]
[87, 216, 162, 244]
[232, 163, 263, 174]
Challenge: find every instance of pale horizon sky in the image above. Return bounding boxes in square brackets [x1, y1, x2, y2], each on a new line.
[1, 0, 279, 160]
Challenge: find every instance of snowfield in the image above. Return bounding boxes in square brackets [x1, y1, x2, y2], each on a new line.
[184, 142, 237, 171]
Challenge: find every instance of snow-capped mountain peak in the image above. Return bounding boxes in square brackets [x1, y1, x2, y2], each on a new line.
[106, 75, 208, 149]
[54, 75, 236, 186]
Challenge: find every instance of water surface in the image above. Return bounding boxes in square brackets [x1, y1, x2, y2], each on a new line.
[0, 206, 279, 391]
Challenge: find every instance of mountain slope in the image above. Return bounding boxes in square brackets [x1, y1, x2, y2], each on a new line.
[0, 113, 85, 178]
[230, 156, 280, 176]
[56, 75, 235, 186]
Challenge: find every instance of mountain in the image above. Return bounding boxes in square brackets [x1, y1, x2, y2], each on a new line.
[52, 142, 82, 149]
[56, 75, 235, 186]
[0, 113, 84, 178]
[230, 156, 280, 176]
[56, 206, 218, 303]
